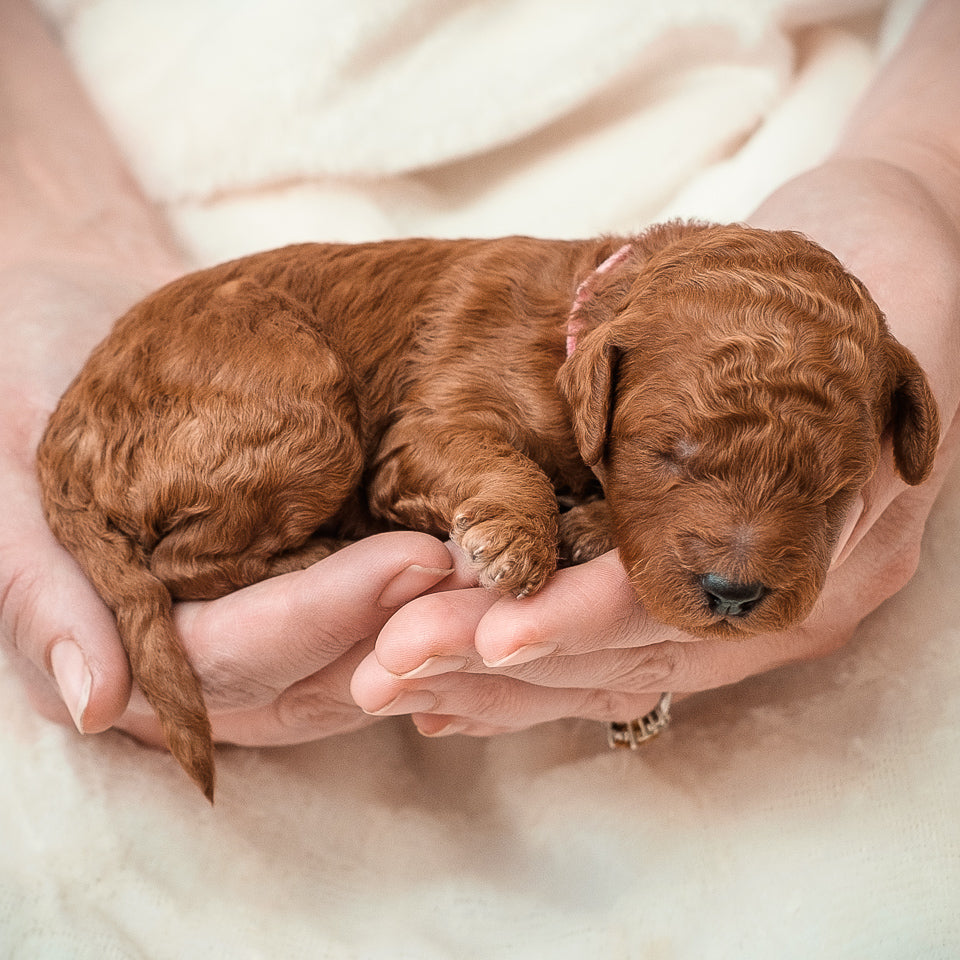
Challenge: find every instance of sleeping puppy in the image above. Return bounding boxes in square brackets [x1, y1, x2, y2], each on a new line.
[36, 221, 940, 800]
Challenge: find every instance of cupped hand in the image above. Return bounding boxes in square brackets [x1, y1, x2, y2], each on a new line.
[4, 503, 454, 748]
[0, 257, 456, 750]
[351, 422, 958, 738]
[354, 109, 960, 740]
[117, 532, 455, 748]
[0, 261, 179, 734]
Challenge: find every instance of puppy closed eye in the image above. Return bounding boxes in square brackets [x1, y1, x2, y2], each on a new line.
[649, 438, 699, 476]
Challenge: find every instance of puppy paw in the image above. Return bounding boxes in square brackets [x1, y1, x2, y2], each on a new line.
[451, 502, 557, 598]
[558, 500, 614, 566]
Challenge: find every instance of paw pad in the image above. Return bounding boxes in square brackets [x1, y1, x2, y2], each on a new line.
[451, 504, 556, 597]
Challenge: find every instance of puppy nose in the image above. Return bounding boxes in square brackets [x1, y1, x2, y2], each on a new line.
[698, 574, 767, 617]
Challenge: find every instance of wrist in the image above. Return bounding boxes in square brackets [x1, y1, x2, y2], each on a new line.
[749, 156, 960, 428]
[0, 253, 182, 461]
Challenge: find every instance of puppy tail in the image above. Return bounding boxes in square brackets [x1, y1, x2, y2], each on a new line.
[117, 585, 215, 804]
[46, 505, 215, 802]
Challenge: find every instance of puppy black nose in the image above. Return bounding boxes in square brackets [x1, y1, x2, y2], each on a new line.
[699, 574, 767, 617]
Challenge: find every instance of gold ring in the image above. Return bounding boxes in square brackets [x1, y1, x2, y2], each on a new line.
[607, 693, 673, 749]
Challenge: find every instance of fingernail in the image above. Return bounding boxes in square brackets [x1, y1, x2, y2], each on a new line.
[49, 640, 92, 734]
[416, 718, 470, 738]
[393, 655, 468, 679]
[365, 690, 439, 716]
[482, 641, 558, 668]
[378, 564, 453, 608]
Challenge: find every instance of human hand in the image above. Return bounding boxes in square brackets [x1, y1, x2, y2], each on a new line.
[0, 260, 181, 734]
[0, 265, 455, 751]
[350, 210, 959, 739]
[0, 254, 458, 755]
[113, 532, 455, 749]
[0, 1, 182, 733]
[354, 0, 960, 738]
[350, 417, 958, 738]
[4, 412, 454, 747]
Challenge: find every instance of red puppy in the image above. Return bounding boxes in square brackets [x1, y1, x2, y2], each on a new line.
[36, 221, 940, 799]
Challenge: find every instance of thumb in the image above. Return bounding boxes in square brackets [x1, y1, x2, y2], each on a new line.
[0, 482, 132, 734]
[170, 531, 456, 709]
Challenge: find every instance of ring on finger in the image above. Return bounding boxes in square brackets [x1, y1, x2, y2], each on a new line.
[606, 692, 672, 749]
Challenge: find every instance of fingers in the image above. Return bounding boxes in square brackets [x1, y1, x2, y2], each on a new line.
[361, 587, 500, 679]
[350, 549, 690, 733]
[352, 538, 863, 732]
[371, 550, 681, 684]
[350, 602, 823, 740]
[350, 550, 679, 733]
[171, 531, 454, 709]
[354, 444, 958, 738]
[202, 636, 381, 748]
[353, 652, 664, 737]
[3, 498, 455, 750]
[115, 531, 455, 748]
[0, 481, 132, 734]
[476, 552, 666, 663]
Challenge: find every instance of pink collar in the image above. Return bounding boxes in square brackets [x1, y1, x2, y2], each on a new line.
[566, 244, 632, 357]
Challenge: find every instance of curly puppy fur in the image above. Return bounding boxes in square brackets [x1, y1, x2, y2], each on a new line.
[36, 221, 940, 799]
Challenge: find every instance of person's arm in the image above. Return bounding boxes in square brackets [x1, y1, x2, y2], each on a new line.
[1, 0, 456, 750]
[350, 0, 960, 735]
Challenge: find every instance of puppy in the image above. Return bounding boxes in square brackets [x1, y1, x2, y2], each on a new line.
[36, 221, 940, 800]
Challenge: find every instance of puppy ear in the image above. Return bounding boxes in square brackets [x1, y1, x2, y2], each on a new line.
[556, 330, 621, 467]
[885, 338, 940, 485]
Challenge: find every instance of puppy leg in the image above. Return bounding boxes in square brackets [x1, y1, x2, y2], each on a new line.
[450, 489, 557, 597]
[558, 499, 614, 566]
[369, 420, 559, 597]
[152, 533, 355, 601]
[143, 398, 363, 602]
[259, 535, 354, 578]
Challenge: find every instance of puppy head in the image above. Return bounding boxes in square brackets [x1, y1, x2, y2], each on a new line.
[557, 222, 940, 638]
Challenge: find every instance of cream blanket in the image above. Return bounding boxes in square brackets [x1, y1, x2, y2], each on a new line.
[5, 0, 959, 956]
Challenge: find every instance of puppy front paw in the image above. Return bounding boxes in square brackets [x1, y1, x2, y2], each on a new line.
[451, 500, 557, 598]
[558, 500, 614, 566]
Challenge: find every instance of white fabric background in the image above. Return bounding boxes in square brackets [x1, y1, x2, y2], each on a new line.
[4, 0, 958, 956]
